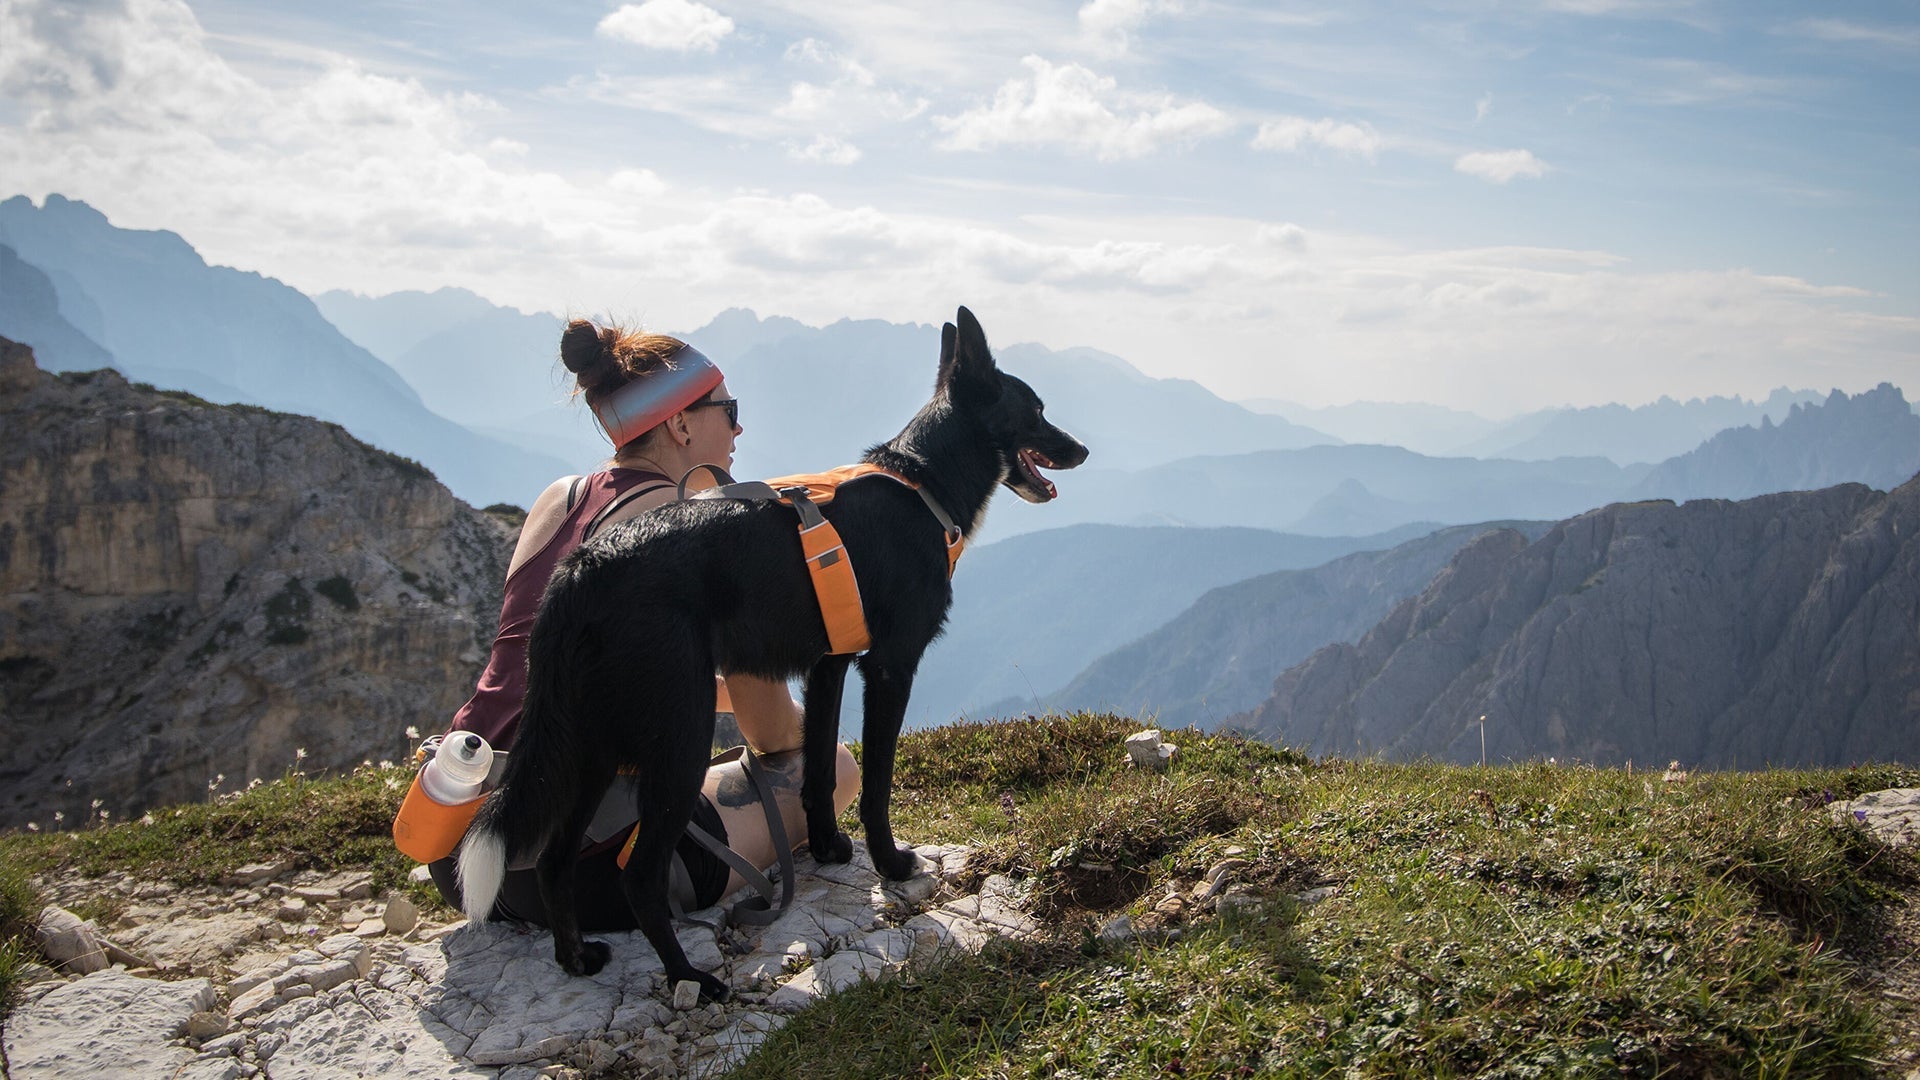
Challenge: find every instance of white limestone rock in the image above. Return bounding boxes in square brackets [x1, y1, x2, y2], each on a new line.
[2, 969, 214, 1079]
[34, 906, 108, 974]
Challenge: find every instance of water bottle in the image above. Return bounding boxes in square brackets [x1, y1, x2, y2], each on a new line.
[420, 732, 493, 804]
[392, 731, 494, 863]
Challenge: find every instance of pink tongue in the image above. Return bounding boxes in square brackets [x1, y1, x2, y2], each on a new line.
[1021, 450, 1057, 496]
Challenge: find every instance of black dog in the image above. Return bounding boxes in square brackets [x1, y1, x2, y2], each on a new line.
[458, 307, 1088, 1000]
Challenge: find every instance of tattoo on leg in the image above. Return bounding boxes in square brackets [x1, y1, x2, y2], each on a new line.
[714, 753, 804, 809]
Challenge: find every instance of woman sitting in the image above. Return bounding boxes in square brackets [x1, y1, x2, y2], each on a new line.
[423, 317, 857, 926]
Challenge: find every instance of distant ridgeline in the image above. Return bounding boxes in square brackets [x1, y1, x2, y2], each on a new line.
[0, 337, 513, 831]
[1231, 474, 1920, 768]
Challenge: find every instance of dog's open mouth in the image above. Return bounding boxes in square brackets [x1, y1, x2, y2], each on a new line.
[1016, 448, 1059, 500]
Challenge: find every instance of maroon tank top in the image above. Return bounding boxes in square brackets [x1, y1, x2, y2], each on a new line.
[448, 468, 672, 750]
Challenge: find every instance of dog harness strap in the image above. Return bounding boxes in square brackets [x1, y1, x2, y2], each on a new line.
[786, 489, 871, 655]
[675, 463, 739, 501]
[695, 461, 969, 656]
[912, 486, 966, 577]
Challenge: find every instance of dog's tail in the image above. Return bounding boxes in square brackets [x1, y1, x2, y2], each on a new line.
[456, 562, 599, 925]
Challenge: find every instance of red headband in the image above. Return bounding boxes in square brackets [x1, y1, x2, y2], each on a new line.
[590, 344, 725, 448]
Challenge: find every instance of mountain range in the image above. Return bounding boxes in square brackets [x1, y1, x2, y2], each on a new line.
[1250, 390, 1826, 464]
[0, 195, 567, 506]
[1023, 520, 1556, 730]
[1233, 475, 1920, 767]
[904, 521, 1439, 729]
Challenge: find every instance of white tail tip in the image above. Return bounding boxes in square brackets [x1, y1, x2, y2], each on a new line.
[456, 830, 507, 924]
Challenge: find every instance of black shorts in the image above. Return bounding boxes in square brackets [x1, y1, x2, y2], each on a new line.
[429, 793, 733, 931]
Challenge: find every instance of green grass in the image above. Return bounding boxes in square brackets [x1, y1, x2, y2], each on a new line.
[1, 714, 1915, 1076]
[0, 857, 41, 1018]
[739, 717, 1920, 1079]
[0, 764, 440, 912]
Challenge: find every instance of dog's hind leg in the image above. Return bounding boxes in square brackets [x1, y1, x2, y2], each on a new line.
[852, 657, 921, 881]
[537, 761, 619, 976]
[617, 734, 728, 1002]
[800, 653, 855, 864]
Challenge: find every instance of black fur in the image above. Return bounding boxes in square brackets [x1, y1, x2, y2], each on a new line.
[460, 307, 1088, 999]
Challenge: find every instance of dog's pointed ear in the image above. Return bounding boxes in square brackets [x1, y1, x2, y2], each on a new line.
[935, 321, 959, 391]
[942, 306, 999, 395]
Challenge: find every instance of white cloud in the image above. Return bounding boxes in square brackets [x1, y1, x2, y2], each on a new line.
[934, 56, 1232, 161]
[775, 39, 927, 127]
[1250, 115, 1381, 160]
[1454, 149, 1548, 183]
[1792, 18, 1920, 50]
[2, 0, 1912, 419]
[789, 134, 860, 165]
[1077, 0, 1181, 57]
[596, 0, 735, 53]
[1474, 93, 1493, 123]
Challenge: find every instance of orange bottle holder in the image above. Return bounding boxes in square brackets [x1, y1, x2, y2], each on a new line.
[391, 771, 486, 863]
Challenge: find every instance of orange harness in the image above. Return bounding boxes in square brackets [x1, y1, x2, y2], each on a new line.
[695, 464, 964, 655]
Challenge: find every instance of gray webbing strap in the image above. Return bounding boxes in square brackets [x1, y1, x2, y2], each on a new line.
[782, 488, 826, 530]
[914, 486, 962, 544]
[676, 463, 739, 501]
[681, 747, 797, 927]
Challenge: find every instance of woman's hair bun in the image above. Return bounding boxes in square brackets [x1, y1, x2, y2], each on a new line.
[560, 319, 611, 376]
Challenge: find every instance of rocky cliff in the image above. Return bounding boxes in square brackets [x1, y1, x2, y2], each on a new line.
[1042, 520, 1554, 731]
[1234, 475, 1920, 767]
[0, 338, 513, 829]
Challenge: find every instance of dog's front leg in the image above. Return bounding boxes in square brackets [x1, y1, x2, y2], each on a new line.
[855, 660, 919, 881]
[801, 654, 855, 864]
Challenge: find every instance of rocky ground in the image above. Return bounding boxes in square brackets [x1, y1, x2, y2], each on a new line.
[2, 842, 1050, 1080]
[8, 786, 1920, 1079]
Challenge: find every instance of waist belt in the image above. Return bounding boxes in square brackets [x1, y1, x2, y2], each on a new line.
[683, 463, 965, 655]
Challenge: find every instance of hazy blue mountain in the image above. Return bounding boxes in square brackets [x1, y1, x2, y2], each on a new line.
[896, 521, 1436, 730]
[313, 287, 512, 363]
[986, 443, 1647, 540]
[1242, 399, 1500, 457]
[987, 385, 1918, 540]
[1245, 392, 1825, 465]
[1456, 390, 1822, 464]
[0, 195, 566, 506]
[694, 312, 1339, 481]
[1032, 520, 1556, 730]
[0, 245, 116, 374]
[317, 289, 570, 425]
[313, 296, 1336, 490]
[1635, 384, 1920, 501]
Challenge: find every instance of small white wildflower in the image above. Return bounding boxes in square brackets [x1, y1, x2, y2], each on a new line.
[53, 811, 64, 823]
[296, 747, 308, 761]
[91, 798, 103, 811]
[378, 760, 394, 770]
[99, 809, 110, 821]
[405, 725, 421, 741]
[26, 822, 38, 832]
[247, 777, 262, 790]
[140, 813, 155, 826]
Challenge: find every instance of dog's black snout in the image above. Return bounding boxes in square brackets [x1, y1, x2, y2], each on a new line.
[1052, 433, 1090, 468]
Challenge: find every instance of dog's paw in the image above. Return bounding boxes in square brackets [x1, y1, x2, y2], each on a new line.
[872, 844, 920, 882]
[812, 829, 854, 864]
[696, 972, 731, 1004]
[560, 939, 612, 977]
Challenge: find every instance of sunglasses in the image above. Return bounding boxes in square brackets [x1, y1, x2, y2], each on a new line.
[688, 397, 739, 427]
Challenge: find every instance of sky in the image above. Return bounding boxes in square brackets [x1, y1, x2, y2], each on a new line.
[0, 0, 1915, 415]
